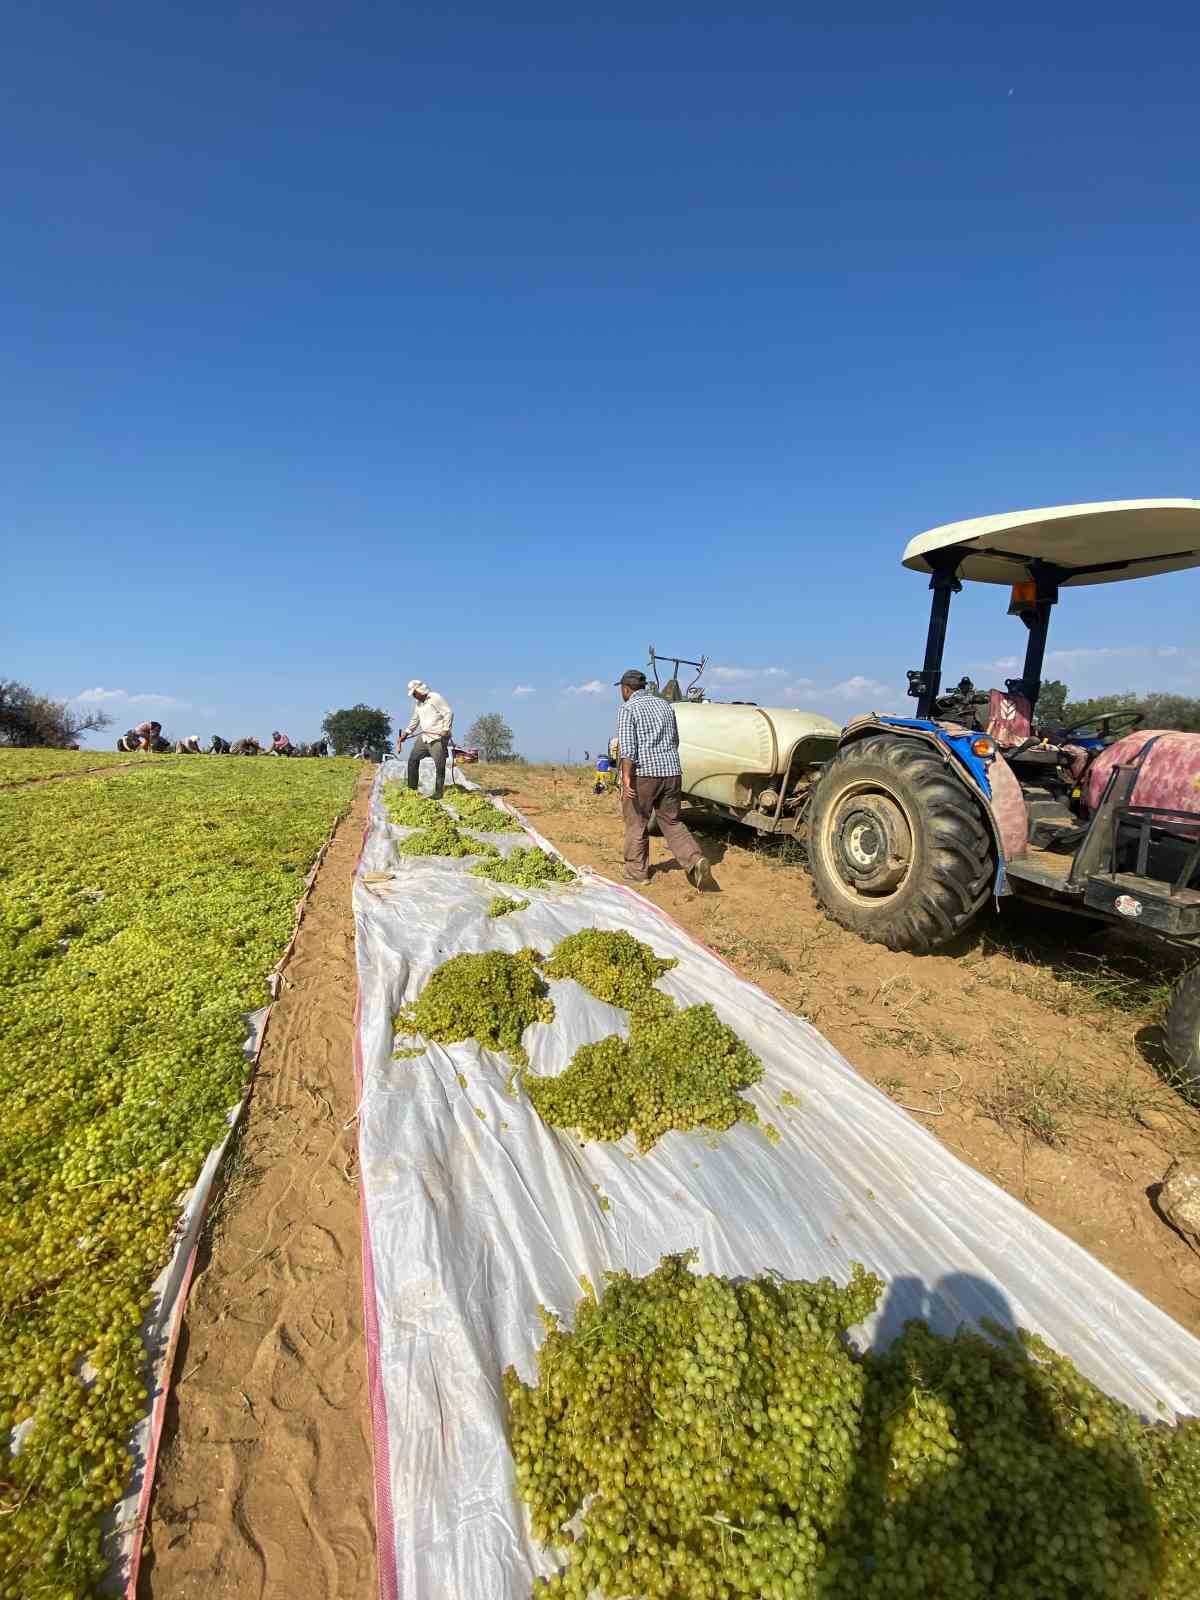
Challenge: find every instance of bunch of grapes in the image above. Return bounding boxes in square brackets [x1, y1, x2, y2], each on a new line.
[382, 785, 445, 828]
[395, 814, 501, 861]
[444, 791, 524, 833]
[539, 929, 678, 1010]
[526, 1035, 635, 1142]
[504, 1252, 881, 1600]
[471, 847, 576, 889]
[394, 949, 555, 1067]
[527, 996, 763, 1151]
[506, 1255, 1200, 1600]
[0, 757, 358, 1597]
[488, 896, 530, 919]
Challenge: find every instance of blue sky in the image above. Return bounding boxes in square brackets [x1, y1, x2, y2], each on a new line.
[5, 3, 1198, 755]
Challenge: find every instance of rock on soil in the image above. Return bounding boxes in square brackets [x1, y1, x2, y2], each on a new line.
[1159, 1158, 1200, 1250]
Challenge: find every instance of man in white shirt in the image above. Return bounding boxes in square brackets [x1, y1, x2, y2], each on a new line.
[401, 679, 454, 797]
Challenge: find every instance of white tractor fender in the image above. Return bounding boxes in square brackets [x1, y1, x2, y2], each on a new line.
[675, 701, 841, 811]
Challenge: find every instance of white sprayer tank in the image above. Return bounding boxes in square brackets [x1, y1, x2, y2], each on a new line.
[673, 701, 841, 810]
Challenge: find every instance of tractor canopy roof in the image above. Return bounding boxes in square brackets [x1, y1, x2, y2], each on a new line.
[903, 499, 1200, 588]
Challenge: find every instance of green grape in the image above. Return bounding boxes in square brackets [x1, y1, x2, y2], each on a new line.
[395, 815, 501, 860]
[539, 929, 677, 1010]
[382, 784, 445, 828]
[394, 949, 555, 1067]
[470, 847, 576, 890]
[488, 896, 530, 919]
[383, 785, 504, 859]
[0, 749, 142, 787]
[0, 756, 359, 1596]
[505, 1255, 1200, 1600]
[527, 997, 763, 1152]
[443, 791, 525, 832]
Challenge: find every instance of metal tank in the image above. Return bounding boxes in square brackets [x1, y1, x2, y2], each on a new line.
[673, 701, 841, 830]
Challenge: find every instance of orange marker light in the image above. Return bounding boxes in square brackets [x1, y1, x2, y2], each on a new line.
[971, 737, 996, 758]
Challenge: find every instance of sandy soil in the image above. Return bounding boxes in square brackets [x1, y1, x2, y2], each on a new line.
[140, 774, 376, 1600]
[481, 762, 1200, 1336]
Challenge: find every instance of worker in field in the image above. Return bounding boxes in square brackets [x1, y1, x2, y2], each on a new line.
[270, 730, 294, 756]
[399, 679, 454, 798]
[209, 735, 231, 754]
[615, 668, 716, 890]
[176, 734, 202, 754]
[117, 719, 164, 752]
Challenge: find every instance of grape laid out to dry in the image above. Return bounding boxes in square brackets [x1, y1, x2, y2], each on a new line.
[382, 784, 444, 828]
[394, 949, 555, 1067]
[471, 846, 576, 890]
[444, 791, 525, 832]
[488, 895, 530, 918]
[539, 928, 678, 1010]
[383, 784, 501, 859]
[396, 814, 501, 860]
[504, 1253, 1200, 1600]
[0, 757, 358, 1599]
[526, 994, 763, 1151]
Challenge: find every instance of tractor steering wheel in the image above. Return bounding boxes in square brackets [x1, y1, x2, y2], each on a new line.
[1060, 709, 1144, 742]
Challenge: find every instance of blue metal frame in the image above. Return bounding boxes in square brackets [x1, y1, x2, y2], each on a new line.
[876, 716, 994, 798]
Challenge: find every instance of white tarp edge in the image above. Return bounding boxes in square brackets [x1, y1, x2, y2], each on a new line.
[354, 759, 1200, 1600]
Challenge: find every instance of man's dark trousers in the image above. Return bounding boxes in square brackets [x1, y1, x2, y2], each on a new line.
[407, 736, 447, 798]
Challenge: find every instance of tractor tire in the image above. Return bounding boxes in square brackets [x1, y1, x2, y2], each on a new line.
[808, 733, 994, 953]
[1164, 966, 1200, 1096]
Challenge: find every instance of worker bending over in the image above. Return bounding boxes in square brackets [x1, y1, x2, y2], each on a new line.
[615, 668, 715, 890]
[117, 720, 164, 752]
[400, 679, 454, 798]
[176, 734, 202, 754]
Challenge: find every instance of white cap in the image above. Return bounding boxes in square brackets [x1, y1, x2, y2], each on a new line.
[407, 679, 429, 696]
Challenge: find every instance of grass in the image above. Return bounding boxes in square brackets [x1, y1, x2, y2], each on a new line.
[966, 926, 1180, 1023]
[974, 1059, 1082, 1146]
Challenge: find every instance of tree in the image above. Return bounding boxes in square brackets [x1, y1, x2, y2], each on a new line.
[321, 703, 392, 755]
[0, 679, 111, 747]
[1056, 688, 1200, 734]
[1035, 679, 1069, 724]
[468, 712, 515, 762]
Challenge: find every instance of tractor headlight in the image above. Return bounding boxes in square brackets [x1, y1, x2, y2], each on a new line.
[970, 736, 996, 760]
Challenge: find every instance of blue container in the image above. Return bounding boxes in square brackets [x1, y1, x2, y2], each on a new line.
[595, 757, 612, 772]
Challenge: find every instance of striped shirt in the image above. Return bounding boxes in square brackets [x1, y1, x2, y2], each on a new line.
[616, 690, 682, 778]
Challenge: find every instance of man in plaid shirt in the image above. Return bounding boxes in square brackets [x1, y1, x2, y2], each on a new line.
[614, 669, 716, 889]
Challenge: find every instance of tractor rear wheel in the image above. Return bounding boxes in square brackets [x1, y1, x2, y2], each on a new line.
[808, 734, 994, 953]
[1164, 966, 1200, 1095]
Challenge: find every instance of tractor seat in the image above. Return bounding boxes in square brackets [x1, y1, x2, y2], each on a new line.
[985, 689, 1033, 749]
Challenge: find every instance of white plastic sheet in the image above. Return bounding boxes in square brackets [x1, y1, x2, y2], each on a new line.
[354, 761, 1200, 1600]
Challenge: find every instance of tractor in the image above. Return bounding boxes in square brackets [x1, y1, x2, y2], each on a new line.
[803, 498, 1200, 1091]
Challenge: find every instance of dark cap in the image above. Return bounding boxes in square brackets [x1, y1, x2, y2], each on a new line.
[615, 668, 647, 688]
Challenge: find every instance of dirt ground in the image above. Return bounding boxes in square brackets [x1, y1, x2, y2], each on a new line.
[481, 762, 1200, 1336]
[135, 755, 1200, 1596]
[140, 775, 376, 1599]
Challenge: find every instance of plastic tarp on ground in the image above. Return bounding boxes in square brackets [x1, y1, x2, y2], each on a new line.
[353, 760, 1200, 1600]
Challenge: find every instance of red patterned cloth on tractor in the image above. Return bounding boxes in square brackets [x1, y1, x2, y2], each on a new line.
[986, 688, 1032, 748]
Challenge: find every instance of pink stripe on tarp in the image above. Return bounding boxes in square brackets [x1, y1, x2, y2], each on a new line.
[351, 793, 400, 1600]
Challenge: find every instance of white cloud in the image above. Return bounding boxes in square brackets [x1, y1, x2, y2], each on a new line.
[977, 643, 1189, 677]
[72, 687, 189, 709]
[710, 664, 787, 683]
[512, 684, 535, 697]
[565, 680, 607, 696]
[828, 674, 888, 702]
